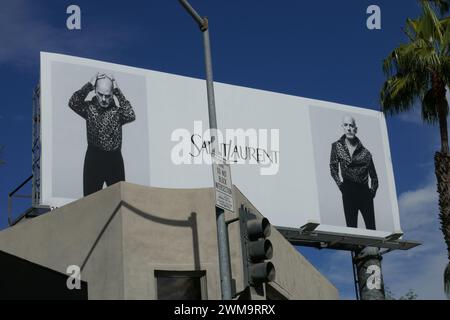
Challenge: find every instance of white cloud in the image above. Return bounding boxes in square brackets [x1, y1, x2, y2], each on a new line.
[399, 90, 450, 125]
[398, 107, 423, 124]
[301, 176, 449, 299]
[382, 177, 448, 299]
[383, 248, 448, 299]
[397, 182, 437, 231]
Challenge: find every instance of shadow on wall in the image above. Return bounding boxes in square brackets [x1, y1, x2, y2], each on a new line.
[0, 200, 203, 299]
[80, 201, 201, 272]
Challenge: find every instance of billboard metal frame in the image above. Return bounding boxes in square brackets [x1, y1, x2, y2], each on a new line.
[32, 85, 41, 206]
[6, 85, 50, 227]
[277, 223, 420, 300]
[277, 224, 420, 251]
[39, 52, 408, 245]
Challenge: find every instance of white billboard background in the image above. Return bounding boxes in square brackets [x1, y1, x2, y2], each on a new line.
[40, 52, 401, 239]
[145, 73, 319, 229]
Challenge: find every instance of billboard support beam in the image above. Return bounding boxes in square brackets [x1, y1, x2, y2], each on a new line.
[353, 247, 385, 300]
[32, 85, 41, 206]
[277, 226, 421, 251]
[178, 0, 233, 300]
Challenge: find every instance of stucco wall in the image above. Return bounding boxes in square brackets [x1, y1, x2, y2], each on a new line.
[0, 182, 338, 300]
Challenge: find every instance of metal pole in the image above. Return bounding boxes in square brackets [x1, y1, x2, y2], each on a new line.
[353, 246, 385, 300]
[351, 250, 361, 300]
[178, 0, 233, 300]
[178, 0, 205, 30]
[202, 25, 219, 156]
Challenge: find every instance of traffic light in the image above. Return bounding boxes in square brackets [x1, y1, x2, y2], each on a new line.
[239, 205, 276, 289]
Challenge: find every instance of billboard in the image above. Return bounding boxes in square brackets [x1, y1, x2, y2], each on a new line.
[40, 52, 402, 239]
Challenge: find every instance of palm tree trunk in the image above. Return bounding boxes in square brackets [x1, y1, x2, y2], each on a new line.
[434, 91, 450, 298]
[435, 151, 450, 298]
[434, 152, 450, 259]
[438, 105, 449, 155]
[433, 75, 450, 229]
[435, 101, 450, 298]
[432, 72, 449, 153]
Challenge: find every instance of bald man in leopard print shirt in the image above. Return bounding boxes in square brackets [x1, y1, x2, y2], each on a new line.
[330, 115, 378, 230]
[69, 74, 135, 196]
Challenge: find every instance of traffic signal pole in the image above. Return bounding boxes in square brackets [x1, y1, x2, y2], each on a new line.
[178, 0, 233, 300]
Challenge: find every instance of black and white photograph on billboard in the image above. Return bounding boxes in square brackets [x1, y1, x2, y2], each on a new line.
[42, 55, 150, 205]
[309, 104, 401, 235]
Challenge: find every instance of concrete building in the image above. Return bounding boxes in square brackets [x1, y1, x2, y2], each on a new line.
[0, 182, 338, 300]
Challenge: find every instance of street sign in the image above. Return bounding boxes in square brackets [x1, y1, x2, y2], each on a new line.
[212, 156, 234, 212]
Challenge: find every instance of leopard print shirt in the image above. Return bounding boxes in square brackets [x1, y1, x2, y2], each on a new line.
[69, 82, 136, 151]
[329, 135, 378, 193]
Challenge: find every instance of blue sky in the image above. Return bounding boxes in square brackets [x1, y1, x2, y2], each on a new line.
[0, 0, 448, 299]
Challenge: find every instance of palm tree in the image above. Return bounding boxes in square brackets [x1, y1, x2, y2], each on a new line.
[380, 1, 450, 298]
[426, 0, 450, 14]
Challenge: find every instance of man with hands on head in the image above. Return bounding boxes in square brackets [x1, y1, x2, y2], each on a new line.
[69, 72, 136, 196]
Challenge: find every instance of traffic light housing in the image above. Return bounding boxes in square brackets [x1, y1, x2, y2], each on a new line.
[239, 205, 276, 288]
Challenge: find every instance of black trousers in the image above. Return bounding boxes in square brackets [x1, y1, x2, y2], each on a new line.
[83, 145, 125, 196]
[341, 180, 376, 230]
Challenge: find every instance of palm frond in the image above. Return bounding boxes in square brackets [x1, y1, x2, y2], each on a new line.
[422, 89, 440, 123]
[382, 51, 398, 76]
[381, 72, 427, 114]
[381, 1, 450, 121]
[420, 1, 444, 41]
[386, 40, 440, 78]
[440, 17, 450, 53]
[405, 18, 420, 40]
[421, 0, 450, 15]
[441, 57, 450, 83]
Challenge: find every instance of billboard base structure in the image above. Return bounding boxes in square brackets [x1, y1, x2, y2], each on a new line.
[8, 174, 51, 226]
[278, 223, 420, 300]
[277, 224, 420, 252]
[8, 205, 51, 227]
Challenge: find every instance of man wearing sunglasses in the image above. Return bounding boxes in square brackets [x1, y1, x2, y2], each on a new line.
[69, 73, 136, 196]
